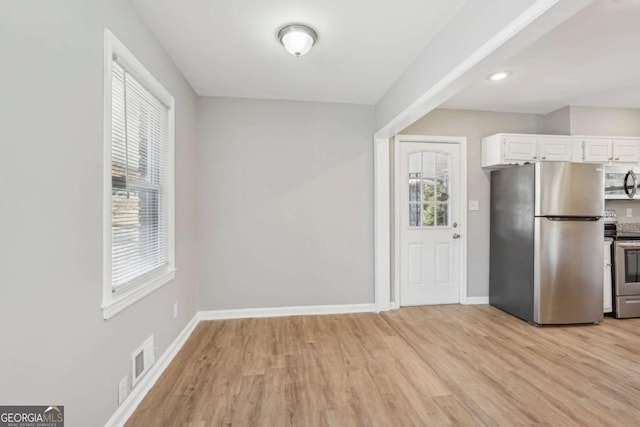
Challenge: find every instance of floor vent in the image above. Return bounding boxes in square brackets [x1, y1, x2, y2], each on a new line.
[131, 335, 155, 387]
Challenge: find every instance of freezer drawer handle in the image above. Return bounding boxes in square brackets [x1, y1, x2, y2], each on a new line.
[624, 300, 640, 304]
[545, 216, 600, 221]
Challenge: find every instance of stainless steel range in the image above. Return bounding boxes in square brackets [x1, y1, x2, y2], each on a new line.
[613, 222, 640, 318]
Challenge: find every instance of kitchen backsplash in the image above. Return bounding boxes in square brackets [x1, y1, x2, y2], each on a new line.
[605, 200, 640, 222]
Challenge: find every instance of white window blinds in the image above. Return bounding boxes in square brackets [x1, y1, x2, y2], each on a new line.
[111, 59, 169, 291]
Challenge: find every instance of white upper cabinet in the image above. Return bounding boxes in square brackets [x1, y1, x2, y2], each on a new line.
[583, 139, 640, 163]
[482, 133, 640, 169]
[482, 134, 576, 168]
[613, 139, 640, 163]
[503, 136, 537, 161]
[538, 138, 574, 161]
[583, 139, 613, 163]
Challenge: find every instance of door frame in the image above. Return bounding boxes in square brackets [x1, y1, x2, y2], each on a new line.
[393, 135, 467, 307]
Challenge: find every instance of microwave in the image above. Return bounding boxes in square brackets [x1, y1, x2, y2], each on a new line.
[605, 166, 640, 199]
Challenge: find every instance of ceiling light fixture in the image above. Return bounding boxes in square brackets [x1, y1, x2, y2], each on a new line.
[488, 71, 512, 81]
[278, 24, 317, 57]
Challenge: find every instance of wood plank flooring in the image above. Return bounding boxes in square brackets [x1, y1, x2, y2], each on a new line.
[127, 305, 640, 426]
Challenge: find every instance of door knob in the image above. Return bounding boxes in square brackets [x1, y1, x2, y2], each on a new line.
[453, 233, 460, 239]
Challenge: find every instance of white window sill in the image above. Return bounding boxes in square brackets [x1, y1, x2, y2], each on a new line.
[102, 267, 176, 320]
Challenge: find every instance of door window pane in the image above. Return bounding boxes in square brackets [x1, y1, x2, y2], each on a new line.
[437, 203, 448, 227]
[409, 173, 421, 202]
[409, 203, 421, 227]
[423, 152, 436, 178]
[408, 150, 451, 228]
[423, 203, 435, 227]
[422, 179, 435, 203]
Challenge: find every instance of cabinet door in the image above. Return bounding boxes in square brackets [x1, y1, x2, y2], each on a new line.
[613, 140, 640, 163]
[583, 139, 612, 163]
[503, 136, 537, 161]
[538, 138, 573, 161]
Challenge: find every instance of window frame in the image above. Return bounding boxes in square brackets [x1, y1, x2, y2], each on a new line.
[102, 29, 176, 320]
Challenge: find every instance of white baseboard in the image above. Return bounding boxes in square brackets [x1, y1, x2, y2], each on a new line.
[389, 301, 399, 310]
[463, 297, 489, 305]
[199, 303, 376, 320]
[105, 313, 200, 427]
[105, 302, 376, 425]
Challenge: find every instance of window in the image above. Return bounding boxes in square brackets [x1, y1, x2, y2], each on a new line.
[102, 29, 175, 319]
[408, 151, 450, 227]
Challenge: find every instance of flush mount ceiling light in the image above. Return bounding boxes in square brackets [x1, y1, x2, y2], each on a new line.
[487, 71, 512, 81]
[278, 24, 317, 57]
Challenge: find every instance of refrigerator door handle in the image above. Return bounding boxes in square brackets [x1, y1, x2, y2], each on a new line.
[624, 170, 637, 199]
[544, 216, 601, 221]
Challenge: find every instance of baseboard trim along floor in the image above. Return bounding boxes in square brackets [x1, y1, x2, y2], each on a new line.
[105, 301, 490, 426]
[104, 313, 200, 427]
[464, 297, 490, 305]
[105, 303, 375, 426]
[198, 303, 376, 320]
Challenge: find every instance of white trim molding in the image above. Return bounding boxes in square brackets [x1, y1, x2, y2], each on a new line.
[463, 297, 489, 305]
[391, 135, 468, 307]
[199, 304, 376, 320]
[105, 313, 200, 427]
[374, 137, 392, 312]
[102, 28, 176, 320]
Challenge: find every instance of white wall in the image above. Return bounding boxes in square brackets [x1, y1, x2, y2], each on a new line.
[197, 97, 375, 310]
[402, 109, 542, 297]
[0, 1, 199, 425]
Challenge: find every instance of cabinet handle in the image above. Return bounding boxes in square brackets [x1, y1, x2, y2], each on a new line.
[616, 157, 620, 160]
[609, 157, 614, 161]
[533, 156, 537, 160]
[541, 156, 546, 160]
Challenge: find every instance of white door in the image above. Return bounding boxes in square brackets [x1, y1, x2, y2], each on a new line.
[399, 142, 461, 306]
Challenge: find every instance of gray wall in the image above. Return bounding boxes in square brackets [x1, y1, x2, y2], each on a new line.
[570, 106, 640, 136]
[605, 200, 640, 223]
[540, 106, 571, 135]
[197, 97, 375, 309]
[0, 1, 199, 425]
[402, 109, 542, 297]
[540, 105, 640, 136]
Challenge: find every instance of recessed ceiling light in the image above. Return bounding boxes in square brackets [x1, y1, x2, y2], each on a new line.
[487, 71, 512, 81]
[278, 24, 318, 57]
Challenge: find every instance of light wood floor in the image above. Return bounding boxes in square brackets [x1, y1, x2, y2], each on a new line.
[127, 305, 640, 426]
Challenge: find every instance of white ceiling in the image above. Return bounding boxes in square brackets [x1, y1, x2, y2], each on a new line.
[131, 0, 466, 105]
[441, 0, 640, 115]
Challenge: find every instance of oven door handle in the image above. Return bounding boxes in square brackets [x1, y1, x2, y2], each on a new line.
[624, 170, 638, 199]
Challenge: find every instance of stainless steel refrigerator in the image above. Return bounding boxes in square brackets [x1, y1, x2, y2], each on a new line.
[490, 162, 604, 325]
